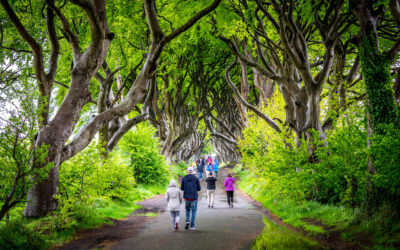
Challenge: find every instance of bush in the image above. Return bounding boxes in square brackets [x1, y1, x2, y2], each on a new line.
[239, 104, 370, 206]
[57, 142, 135, 230]
[169, 161, 187, 180]
[119, 124, 169, 185]
[314, 124, 368, 205]
[60, 143, 135, 202]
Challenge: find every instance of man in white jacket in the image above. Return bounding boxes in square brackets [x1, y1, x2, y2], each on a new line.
[166, 179, 182, 230]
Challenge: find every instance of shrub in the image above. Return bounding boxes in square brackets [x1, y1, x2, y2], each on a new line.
[119, 124, 169, 185]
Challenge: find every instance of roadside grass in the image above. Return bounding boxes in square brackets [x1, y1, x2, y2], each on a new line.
[0, 183, 167, 250]
[235, 167, 354, 234]
[235, 166, 400, 248]
[252, 218, 324, 250]
[234, 166, 349, 229]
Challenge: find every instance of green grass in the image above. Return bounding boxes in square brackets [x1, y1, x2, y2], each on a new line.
[0, 183, 167, 250]
[252, 218, 324, 250]
[235, 167, 400, 249]
[138, 212, 159, 217]
[235, 168, 355, 235]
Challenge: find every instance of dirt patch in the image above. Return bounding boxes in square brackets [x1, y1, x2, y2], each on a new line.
[54, 194, 167, 250]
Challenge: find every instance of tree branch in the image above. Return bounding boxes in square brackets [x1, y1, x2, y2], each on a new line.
[164, 0, 222, 43]
[1, 0, 45, 83]
[107, 114, 148, 152]
[45, 0, 80, 61]
[46, 0, 60, 82]
[225, 58, 281, 133]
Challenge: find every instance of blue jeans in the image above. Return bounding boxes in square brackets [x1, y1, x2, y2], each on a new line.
[198, 171, 203, 179]
[185, 200, 198, 227]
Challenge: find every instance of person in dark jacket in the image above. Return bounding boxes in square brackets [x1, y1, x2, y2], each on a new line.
[205, 172, 217, 208]
[181, 166, 201, 230]
[197, 157, 204, 180]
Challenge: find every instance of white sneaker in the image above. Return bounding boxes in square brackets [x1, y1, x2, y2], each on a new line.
[190, 227, 196, 230]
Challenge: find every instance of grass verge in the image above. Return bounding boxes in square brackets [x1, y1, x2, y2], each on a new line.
[0, 183, 167, 250]
[235, 165, 400, 249]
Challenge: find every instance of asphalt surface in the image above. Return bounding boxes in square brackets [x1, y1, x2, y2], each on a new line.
[112, 170, 265, 250]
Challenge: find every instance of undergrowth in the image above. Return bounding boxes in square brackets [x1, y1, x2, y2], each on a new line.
[0, 183, 167, 250]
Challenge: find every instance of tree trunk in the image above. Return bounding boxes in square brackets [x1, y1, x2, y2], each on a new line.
[24, 38, 111, 216]
[162, 126, 175, 164]
[305, 85, 324, 162]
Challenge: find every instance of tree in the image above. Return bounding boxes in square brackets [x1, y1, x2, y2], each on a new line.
[0, 0, 222, 217]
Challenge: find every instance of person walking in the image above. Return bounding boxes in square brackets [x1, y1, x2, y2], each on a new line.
[165, 180, 182, 231]
[208, 155, 213, 165]
[205, 163, 213, 179]
[197, 157, 204, 180]
[224, 173, 235, 207]
[181, 166, 201, 230]
[205, 172, 217, 208]
[212, 162, 219, 179]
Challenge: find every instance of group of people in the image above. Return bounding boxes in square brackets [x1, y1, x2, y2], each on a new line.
[165, 160, 236, 231]
[195, 155, 219, 180]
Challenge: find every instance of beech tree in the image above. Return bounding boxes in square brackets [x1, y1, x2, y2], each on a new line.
[0, 0, 221, 217]
[215, 0, 363, 160]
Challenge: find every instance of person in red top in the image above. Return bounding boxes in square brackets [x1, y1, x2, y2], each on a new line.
[208, 155, 212, 165]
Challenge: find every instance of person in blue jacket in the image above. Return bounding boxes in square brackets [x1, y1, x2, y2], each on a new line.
[212, 162, 219, 179]
[206, 163, 213, 178]
[197, 156, 204, 180]
[181, 166, 201, 230]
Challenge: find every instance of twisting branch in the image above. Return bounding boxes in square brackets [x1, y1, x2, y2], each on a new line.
[46, 0, 60, 81]
[225, 58, 281, 133]
[219, 35, 284, 82]
[165, 0, 222, 43]
[60, 0, 222, 163]
[144, 0, 165, 43]
[205, 116, 237, 145]
[45, 0, 80, 61]
[107, 114, 148, 152]
[0, 0, 45, 83]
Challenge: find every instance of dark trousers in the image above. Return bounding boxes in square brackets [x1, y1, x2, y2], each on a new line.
[226, 191, 234, 205]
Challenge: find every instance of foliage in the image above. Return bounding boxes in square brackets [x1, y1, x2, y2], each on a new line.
[169, 161, 188, 180]
[359, 33, 398, 131]
[0, 220, 48, 250]
[236, 166, 354, 234]
[364, 124, 400, 234]
[0, 79, 52, 221]
[119, 124, 169, 185]
[237, 88, 400, 246]
[0, 137, 168, 249]
[314, 125, 368, 205]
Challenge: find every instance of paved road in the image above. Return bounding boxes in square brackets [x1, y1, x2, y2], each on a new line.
[112, 170, 265, 250]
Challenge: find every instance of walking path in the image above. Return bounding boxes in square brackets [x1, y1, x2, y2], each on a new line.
[112, 169, 264, 250]
[58, 168, 362, 250]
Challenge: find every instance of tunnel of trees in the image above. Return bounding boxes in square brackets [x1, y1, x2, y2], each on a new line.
[0, 0, 399, 248]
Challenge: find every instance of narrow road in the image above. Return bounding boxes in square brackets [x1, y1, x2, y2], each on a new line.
[112, 169, 265, 250]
